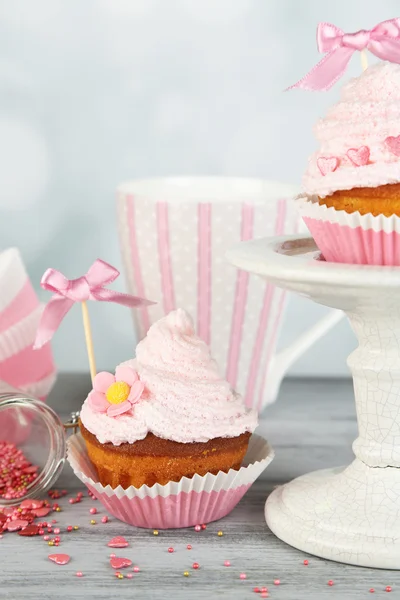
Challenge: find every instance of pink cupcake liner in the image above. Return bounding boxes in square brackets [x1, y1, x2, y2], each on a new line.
[298, 195, 400, 266]
[67, 432, 274, 529]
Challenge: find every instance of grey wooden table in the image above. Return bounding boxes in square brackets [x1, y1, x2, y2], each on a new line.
[2, 376, 400, 599]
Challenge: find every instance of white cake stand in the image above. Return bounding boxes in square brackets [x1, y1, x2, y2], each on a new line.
[227, 234, 400, 569]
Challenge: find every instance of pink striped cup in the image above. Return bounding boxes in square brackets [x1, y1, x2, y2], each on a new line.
[117, 177, 342, 412]
[0, 248, 56, 400]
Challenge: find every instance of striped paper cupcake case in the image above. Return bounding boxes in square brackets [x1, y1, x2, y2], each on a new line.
[298, 194, 400, 266]
[67, 433, 274, 529]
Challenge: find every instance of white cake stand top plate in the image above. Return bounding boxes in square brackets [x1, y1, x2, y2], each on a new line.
[227, 234, 400, 310]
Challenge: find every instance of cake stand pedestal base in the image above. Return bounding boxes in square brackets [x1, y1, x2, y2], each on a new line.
[266, 461, 400, 569]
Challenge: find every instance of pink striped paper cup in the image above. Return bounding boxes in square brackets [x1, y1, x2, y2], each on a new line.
[0, 248, 56, 399]
[298, 195, 400, 266]
[67, 432, 273, 529]
[117, 178, 306, 411]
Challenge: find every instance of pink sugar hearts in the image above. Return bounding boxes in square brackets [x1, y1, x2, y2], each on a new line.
[5, 519, 29, 532]
[110, 557, 132, 569]
[48, 554, 71, 565]
[20, 499, 44, 510]
[18, 524, 40, 537]
[317, 156, 339, 176]
[385, 135, 400, 156]
[31, 507, 50, 518]
[347, 146, 370, 166]
[107, 536, 129, 548]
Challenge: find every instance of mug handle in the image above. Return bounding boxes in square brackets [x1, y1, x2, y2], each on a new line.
[263, 310, 344, 407]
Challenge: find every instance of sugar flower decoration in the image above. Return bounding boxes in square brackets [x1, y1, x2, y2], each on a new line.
[88, 366, 145, 417]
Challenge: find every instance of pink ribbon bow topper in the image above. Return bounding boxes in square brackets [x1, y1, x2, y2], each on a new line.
[34, 259, 154, 348]
[289, 18, 400, 91]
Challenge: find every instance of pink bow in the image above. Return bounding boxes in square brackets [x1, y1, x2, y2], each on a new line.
[34, 259, 154, 348]
[289, 18, 400, 91]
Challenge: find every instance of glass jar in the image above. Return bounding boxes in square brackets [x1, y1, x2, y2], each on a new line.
[0, 392, 73, 506]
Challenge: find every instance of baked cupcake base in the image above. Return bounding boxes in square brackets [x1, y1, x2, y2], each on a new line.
[319, 183, 400, 217]
[68, 431, 273, 528]
[80, 421, 251, 489]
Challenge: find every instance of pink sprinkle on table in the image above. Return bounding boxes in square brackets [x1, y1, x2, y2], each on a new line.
[5, 520, 28, 532]
[107, 536, 129, 548]
[48, 554, 70, 565]
[32, 507, 51, 518]
[18, 524, 39, 537]
[20, 499, 42, 510]
[110, 557, 132, 569]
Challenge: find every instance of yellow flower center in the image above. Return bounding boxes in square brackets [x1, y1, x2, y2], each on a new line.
[106, 381, 130, 404]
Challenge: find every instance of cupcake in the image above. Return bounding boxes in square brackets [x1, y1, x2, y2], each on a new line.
[79, 308, 258, 489]
[298, 62, 400, 265]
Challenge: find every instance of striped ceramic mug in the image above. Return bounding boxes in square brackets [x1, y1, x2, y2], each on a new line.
[0, 248, 56, 400]
[117, 177, 342, 412]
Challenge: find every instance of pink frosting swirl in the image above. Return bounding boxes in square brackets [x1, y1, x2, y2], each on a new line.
[303, 63, 400, 197]
[80, 309, 257, 445]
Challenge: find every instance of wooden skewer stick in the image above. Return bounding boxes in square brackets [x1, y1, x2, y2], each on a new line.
[81, 301, 97, 385]
[360, 50, 368, 71]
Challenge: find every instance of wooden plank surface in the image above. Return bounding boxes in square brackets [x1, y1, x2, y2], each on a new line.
[2, 376, 399, 599]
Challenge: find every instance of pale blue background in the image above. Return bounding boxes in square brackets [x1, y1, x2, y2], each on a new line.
[0, 0, 393, 375]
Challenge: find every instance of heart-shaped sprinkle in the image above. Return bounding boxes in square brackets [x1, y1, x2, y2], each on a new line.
[110, 557, 132, 570]
[18, 524, 40, 537]
[5, 519, 29, 532]
[48, 554, 71, 565]
[20, 499, 44, 510]
[107, 536, 129, 548]
[31, 507, 51, 518]
[385, 135, 400, 156]
[20, 512, 35, 523]
[317, 156, 339, 176]
[347, 145, 370, 166]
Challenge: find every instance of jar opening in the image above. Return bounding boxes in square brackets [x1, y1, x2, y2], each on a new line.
[0, 394, 66, 506]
